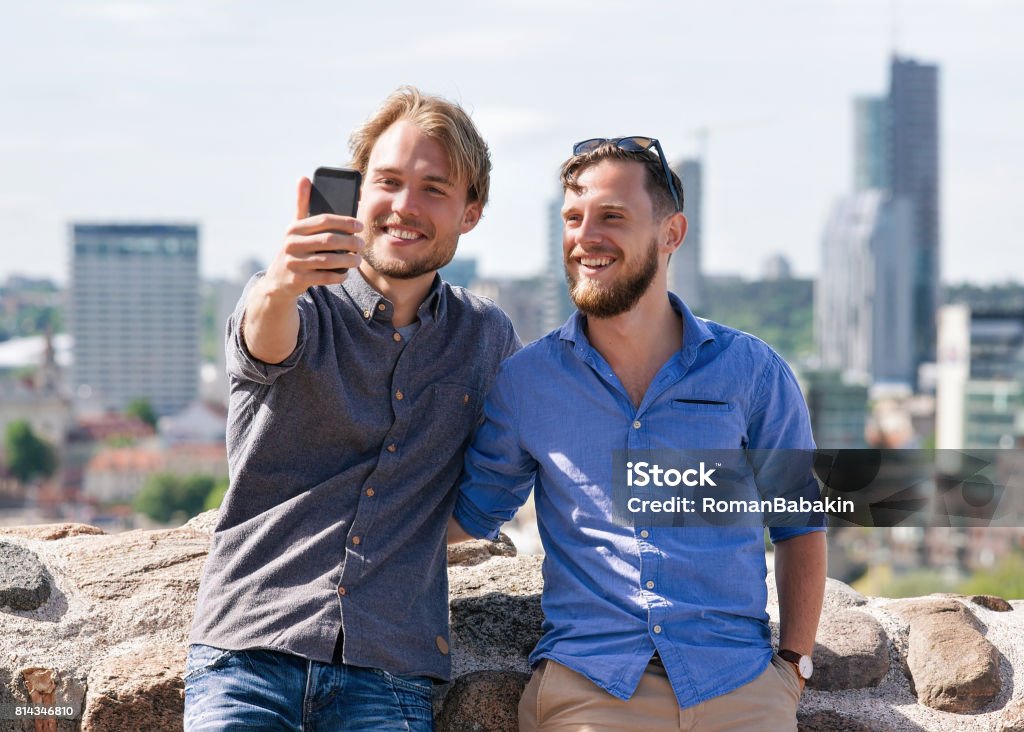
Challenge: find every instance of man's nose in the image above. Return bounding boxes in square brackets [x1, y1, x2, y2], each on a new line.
[391, 186, 421, 217]
[573, 216, 601, 245]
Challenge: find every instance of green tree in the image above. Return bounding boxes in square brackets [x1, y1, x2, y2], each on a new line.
[134, 473, 219, 524]
[877, 568, 956, 599]
[203, 478, 230, 511]
[134, 473, 180, 523]
[958, 552, 1024, 600]
[179, 475, 216, 517]
[697, 278, 816, 362]
[125, 398, 158, 428]
[3, 420, 58, 483]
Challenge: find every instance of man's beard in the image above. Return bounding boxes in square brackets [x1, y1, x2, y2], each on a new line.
[566, 237, 659, 318]
[362, 216, 458, 280]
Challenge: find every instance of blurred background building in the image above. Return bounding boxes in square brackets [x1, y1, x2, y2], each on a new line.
[937, 305, 1024, 450]
[69, 224, 200, 417]
[817, 55, 940, 391]
[669, 158, 704, 311]
[817, 191, 914, 386]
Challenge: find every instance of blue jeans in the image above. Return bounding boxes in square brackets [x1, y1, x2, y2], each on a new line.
[183, 644, 435, 731]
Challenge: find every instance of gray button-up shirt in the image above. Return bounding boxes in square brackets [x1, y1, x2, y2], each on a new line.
[189, 269, 519, 680]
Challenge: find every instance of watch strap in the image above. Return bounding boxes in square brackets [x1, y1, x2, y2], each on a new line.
[777, 649, 802, 665]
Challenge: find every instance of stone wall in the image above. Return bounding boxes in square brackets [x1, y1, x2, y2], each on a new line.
[1, 514, 1022, 732]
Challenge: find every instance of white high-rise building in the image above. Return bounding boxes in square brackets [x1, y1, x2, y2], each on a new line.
[70, 223, 200, 417]
[936, 304, 1024, 449]
[540, 196, 574, 334]
[816, 191, 915, 386]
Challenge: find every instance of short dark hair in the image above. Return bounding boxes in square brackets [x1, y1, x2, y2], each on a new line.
[559, 143, 684, 219]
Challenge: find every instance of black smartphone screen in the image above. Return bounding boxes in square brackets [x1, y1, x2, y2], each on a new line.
[309, 167, 361, 217]
[309, 167, 362, 274]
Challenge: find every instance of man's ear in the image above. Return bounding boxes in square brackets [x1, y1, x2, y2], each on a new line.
[662, 212, 687, 254]
[459, 201, 483, 234]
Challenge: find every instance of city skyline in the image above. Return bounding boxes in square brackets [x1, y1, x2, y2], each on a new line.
[2, 1, 1021, 286]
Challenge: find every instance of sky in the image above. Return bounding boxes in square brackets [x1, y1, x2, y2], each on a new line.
[2, 0, 1021, 286]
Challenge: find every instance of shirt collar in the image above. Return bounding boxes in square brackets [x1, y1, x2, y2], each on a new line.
[419, 274, 446, 322]
[558, 292, 715, 361]
[342, 269, 445, 325]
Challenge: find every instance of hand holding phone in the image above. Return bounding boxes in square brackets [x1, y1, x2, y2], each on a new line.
[242, 172, 364, 363]
[259, 173, 364, 304]
[309, 167, 362, 274]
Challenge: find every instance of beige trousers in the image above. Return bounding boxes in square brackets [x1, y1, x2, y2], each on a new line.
[518, 654, 801, 732]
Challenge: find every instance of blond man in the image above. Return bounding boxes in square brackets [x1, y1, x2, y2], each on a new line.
[186, 87, 519, 731]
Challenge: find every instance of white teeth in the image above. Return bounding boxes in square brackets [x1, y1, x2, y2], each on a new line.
[385, 227, 420, 240]
[579, 257, 613, 267]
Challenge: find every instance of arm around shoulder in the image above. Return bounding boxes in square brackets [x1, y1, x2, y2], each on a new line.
[447, 516, 476, 545]
[452, 358, 537, 541]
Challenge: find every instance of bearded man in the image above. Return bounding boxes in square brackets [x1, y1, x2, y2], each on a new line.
[449, 138, 825, 731]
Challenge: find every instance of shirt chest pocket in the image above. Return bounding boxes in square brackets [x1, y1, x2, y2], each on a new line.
[410, 383, 482, 456]
[669, 399, 746, 450]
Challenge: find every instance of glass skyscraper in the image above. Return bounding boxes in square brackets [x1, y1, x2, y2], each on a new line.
[819, 55, 940, 389]
[889, 56, 941, 376]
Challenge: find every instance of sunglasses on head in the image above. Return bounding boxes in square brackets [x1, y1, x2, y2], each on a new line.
[572, 136, 682, 213]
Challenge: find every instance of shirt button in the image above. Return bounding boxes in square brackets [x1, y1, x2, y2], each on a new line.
[395, 390, 404, 401]
[365, 487, 375, 497]
[633, 420, 642, 429]
[640, 530, 650, 539]
[337, 586, 346, 596]
[351, 536, 361, 545]
[378, 303, 387, 311]
[363, 309, 371, 319]
[653, 625, 663, 634]
[646, 580, 655, 590]
[387, 443, 397, 453]
[392, 332, 402, 342]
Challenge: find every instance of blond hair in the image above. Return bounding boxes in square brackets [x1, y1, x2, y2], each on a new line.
[349, 86, 491, 207]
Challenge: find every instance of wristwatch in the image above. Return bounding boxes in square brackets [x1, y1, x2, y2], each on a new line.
[778, 649, 813, 681]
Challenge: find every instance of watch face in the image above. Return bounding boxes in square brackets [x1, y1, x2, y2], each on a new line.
[798, 656, 813, 679]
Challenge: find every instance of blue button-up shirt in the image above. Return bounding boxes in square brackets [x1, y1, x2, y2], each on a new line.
[453, 294, 822, 708]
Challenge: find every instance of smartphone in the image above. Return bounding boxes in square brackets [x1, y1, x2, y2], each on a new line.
[309, 166, 362, 274]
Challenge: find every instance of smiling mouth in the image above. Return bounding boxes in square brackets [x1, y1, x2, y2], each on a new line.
[381, 225, 425, 242]
[574, 255, 616, 273]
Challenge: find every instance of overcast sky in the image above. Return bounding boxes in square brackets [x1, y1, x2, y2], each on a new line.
[2, 0, 1021, 286]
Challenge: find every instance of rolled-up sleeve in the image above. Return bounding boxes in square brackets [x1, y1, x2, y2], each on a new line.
[453, 362, 537, 540]
[747, 353, 826, 544]
[225, 273, 309, 385]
